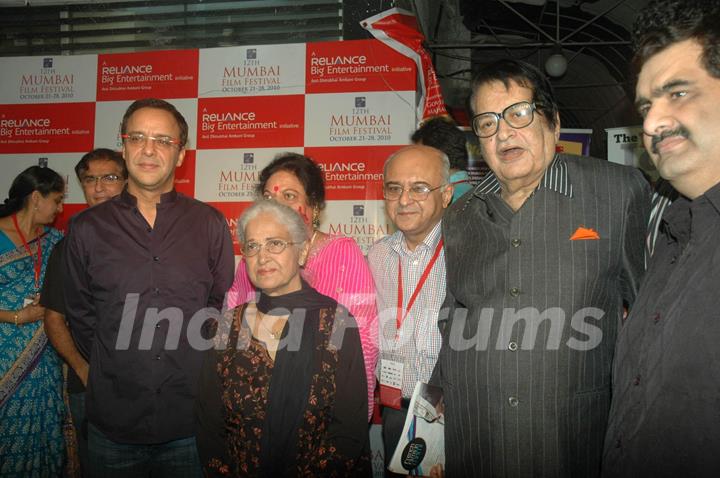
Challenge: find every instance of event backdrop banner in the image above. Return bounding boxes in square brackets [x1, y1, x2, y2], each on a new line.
[0, 39, 419, 254]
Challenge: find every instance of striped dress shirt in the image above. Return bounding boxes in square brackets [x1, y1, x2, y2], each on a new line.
[368, 221, 445, 398]
[645, 178, 679, 264]
[434, 154, 651, 477]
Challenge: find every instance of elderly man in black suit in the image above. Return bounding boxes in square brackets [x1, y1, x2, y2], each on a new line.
[432, 59, 650, 477]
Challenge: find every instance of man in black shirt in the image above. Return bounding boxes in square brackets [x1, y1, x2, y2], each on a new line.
[41, 147, 127, 474]
[602, 1, 720, 476]
[63, 99, 234, 477]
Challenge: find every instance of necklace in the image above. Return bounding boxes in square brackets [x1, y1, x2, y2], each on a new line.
[257, 312, 287, 340]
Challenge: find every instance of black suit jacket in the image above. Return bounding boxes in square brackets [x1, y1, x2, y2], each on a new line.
[433, 154, 651, 477]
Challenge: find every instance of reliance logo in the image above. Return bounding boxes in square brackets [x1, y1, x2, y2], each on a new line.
[310, 55, 367, 67]
[202, 112, 256, 122]
[318, 162, 366, 172]
[0, 118, 51, 128]
[102, 64, 154, 75]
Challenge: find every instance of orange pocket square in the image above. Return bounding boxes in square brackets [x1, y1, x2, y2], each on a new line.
[570, 226, 600, 240]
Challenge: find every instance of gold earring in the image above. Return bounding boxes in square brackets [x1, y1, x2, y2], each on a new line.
[312, 209, 320, 229]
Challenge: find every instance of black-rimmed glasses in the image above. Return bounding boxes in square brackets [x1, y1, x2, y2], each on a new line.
[471, 101, 542, 138]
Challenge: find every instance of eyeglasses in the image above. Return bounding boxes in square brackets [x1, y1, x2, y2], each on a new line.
[383, 183, 446, 201]
[242, 238, 300, 257]
[471, 101, 542, 138]
[80, 174, 123, 187]
[121, 133, 182, 149]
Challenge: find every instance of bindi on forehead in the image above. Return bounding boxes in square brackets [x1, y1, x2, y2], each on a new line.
[273, 185, 280, 192]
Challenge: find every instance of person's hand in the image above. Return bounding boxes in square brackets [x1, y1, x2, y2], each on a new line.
[428, 464, 443, 478]
[407, 463, 443, 478]
[18, 303, 45, 324]
[76, 361, 90, 387]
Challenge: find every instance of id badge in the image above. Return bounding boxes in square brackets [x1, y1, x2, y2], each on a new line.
[379, 359, 404, 410]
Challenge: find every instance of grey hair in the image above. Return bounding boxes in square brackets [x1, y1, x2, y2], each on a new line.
[237, 200, 309, 247]
[383, 145, 451, 183]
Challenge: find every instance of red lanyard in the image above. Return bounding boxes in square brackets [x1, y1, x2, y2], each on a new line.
[12, 213, 43, 291]
[396, 238, 444, 331]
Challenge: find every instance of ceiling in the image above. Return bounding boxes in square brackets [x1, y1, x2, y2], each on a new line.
[410, 0, 652, 157]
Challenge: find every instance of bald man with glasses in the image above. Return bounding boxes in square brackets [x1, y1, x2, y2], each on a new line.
[431, 59, 651, 478]
[368, 145, 452, 475]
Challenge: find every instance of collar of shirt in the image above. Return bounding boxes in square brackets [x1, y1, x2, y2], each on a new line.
[119, 187, 179, 207]
[661, 181, 720, 246]
[703, 180, 720, 215]
[389, 220, 443, 257]
[472, 153, 574, 199]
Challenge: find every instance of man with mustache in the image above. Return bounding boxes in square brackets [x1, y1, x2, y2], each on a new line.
[432, 59, 650, 477]
[602, 1, 720, 476]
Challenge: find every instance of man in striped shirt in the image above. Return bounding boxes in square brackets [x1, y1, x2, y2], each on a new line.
[368, 145, 453, 474]
[434, 59, 650, 477]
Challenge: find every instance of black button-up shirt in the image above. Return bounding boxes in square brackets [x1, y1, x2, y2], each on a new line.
[64, 189, 234, 444]
[40, 238, 85, 394]
[603, 181, 720, 477]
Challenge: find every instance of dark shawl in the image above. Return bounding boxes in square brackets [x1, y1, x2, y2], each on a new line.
[195, 280, 370, 477]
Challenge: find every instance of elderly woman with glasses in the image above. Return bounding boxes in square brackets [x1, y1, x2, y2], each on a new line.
[195, 200, 370, 477]
[226, 152, 378, 420]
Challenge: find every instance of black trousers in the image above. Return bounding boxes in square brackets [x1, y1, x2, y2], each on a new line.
[381, 405, 409, 478]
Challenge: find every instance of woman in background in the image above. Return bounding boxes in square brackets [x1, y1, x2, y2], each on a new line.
[226, 153, 378, 419]
[0, 165, 65, 476]
[197, 200, 370, 477]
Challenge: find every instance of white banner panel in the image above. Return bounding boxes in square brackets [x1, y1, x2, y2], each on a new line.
[0, 54, 98, 104]
[0, 153, 83, 202]
[323, 199, 395, 254]
[198, 44, 306, 98]
[194, 147, 304, 202]
[304, 91, 415, 147]
[94, 98, 198, 150]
